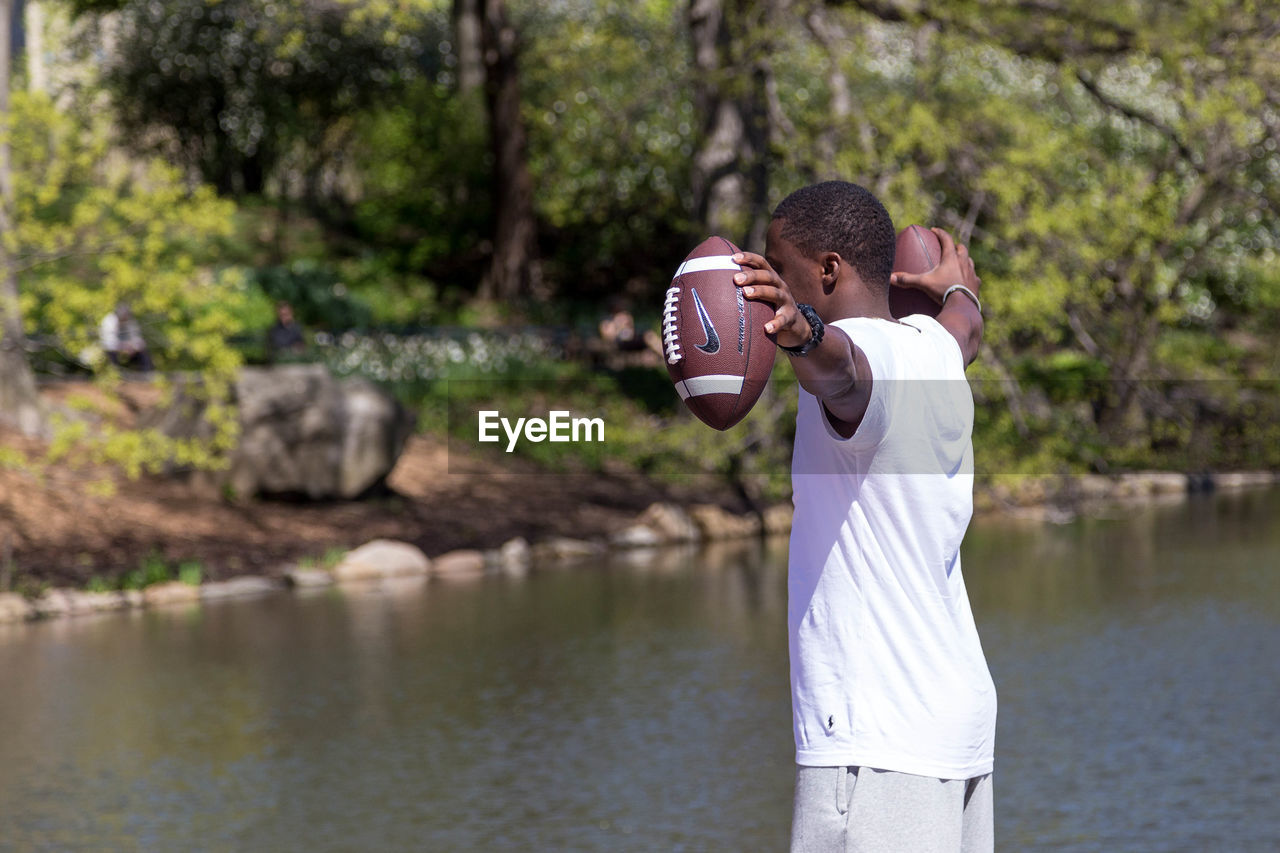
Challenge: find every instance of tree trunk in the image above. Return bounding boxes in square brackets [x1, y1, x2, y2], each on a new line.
[688, 0, 772, 248]
[477, 0, 539, 302]
[0, 0, 44, 436]
[452, 0, 484, 95]
[25, 0, 47, 95]
[806, 7, 875, 182]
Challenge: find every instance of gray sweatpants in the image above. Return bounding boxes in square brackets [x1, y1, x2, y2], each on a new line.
[790, 766, 993, 853]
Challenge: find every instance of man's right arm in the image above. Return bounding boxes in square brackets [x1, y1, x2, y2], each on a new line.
[889, 228, 983, 366]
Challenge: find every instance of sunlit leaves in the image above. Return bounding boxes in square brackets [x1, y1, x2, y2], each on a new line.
[10, 89, 245, 476]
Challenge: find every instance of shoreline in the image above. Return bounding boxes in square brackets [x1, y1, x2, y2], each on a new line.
[2, 468, 1275, 627]
[973, 469, 1280, 520]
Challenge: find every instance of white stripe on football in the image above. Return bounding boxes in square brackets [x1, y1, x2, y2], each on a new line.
[674, 255, 741, 279]
[674, 374, 745, 400]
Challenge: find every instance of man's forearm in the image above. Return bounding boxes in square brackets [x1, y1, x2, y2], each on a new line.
[937, 298, 983, 366]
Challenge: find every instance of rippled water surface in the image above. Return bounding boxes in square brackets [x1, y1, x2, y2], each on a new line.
[2, 488, 1278, 852]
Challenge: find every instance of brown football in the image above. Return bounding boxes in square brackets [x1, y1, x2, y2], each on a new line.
[891, 224, 944, 319]
[663, 236, 776, 430]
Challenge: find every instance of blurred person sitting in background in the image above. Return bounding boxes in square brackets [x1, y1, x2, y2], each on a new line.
[598, 302, 662, 366]
[266, 301, 307, 363]
[99, 302, 154, 372]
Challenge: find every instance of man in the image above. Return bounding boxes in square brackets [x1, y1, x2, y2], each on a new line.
[732, 181, 995, 852]
[266, 301, 307, 362]
[100, 303, 154, 371]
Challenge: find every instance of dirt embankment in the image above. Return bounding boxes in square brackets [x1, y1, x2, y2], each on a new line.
[0, 418, 744, 588]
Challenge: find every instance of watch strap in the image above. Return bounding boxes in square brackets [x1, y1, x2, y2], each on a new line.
[779, 303, 825, 356]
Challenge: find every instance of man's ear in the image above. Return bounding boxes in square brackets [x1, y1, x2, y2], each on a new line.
[820, 252, 841, 294]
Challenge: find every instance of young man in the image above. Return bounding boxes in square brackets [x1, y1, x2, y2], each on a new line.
[732, 182, 996, 852]
[266, 301, 307, 363]
[99, 302, 154, 372]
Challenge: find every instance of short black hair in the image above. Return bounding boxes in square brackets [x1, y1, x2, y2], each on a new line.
[772, 181, 896, 293]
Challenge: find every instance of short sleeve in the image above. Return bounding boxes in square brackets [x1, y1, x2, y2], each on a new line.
[904, 314, 965, 375]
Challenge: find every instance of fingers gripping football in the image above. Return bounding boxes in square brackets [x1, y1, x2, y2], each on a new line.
[890, 226, 981, 302]
[731, 252, 812, 349]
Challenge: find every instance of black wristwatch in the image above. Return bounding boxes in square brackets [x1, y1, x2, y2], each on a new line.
[779, 303, 825, 356]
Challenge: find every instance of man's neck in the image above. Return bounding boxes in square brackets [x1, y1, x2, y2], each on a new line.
[825, 286, 895, 323]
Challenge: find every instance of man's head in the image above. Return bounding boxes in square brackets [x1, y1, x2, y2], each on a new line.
[116, 302, 132, 320]
[276, 301, 294, 324]
[766, 181, 896, 316]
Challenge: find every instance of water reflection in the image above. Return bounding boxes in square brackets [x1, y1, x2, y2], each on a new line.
[0, 489, 1277, 851]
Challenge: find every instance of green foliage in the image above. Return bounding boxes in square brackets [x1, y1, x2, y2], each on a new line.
[120, 551, 174, 590]
[84, 575, 114, 594]
[319, 548, 347, 570]
[519, 0, 698, 299]
[755, 6, 1279, 473]
[105, 0, 424, 195]
[50, 0, 1280, 485]
[252, 261, 373, 331]
[295, 548, 346, 570]
[115, 553, 204, 589]
[10, 88, 246, 476]
[177, 561, 204, 587]
[346, 76, 491, 304]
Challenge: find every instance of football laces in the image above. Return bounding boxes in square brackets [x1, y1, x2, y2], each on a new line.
[662, 284, 682, 364]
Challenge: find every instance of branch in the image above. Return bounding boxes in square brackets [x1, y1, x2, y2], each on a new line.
[958, 189, 985, 246]
[9, 220, 153, 274]
[1073, 69, 1198, 167]
[830, 0, 1137, 61]
[12, 240, 133, 274]
[1066, 309, 1101, 359]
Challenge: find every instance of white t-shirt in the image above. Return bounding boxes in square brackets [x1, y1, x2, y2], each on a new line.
[788, 314, 996, 780]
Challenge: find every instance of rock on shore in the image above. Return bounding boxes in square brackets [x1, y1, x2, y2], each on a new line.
[152, 364, 413, 500]
[332, 539, 431, 582]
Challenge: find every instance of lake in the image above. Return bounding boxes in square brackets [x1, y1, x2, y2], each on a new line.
[1, 487, 1278, 851]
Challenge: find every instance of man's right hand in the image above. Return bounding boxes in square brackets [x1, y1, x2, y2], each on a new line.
[890, 227, 984, 366]
[889, 227, 979, 305]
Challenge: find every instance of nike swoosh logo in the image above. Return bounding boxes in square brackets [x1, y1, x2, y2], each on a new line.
[691, 289, 720, 354]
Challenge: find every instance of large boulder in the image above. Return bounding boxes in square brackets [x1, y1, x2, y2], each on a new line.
[432, 549, 487, 581]
[530, 537, 605, 567]
[688, 504, 761, 540]
[609, 524, 662, 549]
[637, 503, 701, 544]
[199, 576, 282, 602]
[332, 539, 431, 583]
[284, 567, 335, 589]
[762, 504, 794, 535]
[157, 364, 413, 500]
[143, 581, 202, 608]
[0, 593, 33, 623]
[231, 365, 412, 499]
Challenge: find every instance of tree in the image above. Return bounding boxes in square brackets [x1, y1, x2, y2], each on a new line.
[817, 0, 1280, 466]
[3, 71, 249, 475]
[0, 0, 44, 436]
[687, 0, 773, 248]
[475, 0, 540, 302]
[104, 0, 415, 202]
